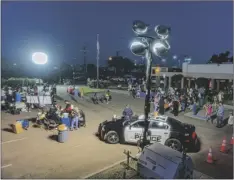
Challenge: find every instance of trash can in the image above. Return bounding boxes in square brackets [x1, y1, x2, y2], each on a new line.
[58, 124, 68, 143]
[16, 120, 29, 129]
[15, 92, 21, 102]
[61, 117, 71, 128]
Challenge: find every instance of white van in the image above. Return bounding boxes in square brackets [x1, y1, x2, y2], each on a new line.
[137, 143, 194, 179]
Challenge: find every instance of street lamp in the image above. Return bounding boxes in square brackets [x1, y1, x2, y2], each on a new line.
[130, 20, 171, 149]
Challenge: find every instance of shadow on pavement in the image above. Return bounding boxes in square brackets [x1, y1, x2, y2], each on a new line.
[2, 125, 14, 133]
[186, 137, 202, 153]
[70, 95, 78, 103]
[54, 95, 64, 101]
[48, 134, 58, 142]
[212, 117, 229, 128]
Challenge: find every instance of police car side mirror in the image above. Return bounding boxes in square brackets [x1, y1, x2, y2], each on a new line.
[165, 125, 169, 129]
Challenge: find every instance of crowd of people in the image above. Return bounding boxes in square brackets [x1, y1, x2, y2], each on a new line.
[1, 84, 57, 114]
[36, 100, 86, 131]
[126, 81, 233, 127]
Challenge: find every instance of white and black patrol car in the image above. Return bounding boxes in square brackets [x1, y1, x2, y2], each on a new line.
[96, 115, 198, 151]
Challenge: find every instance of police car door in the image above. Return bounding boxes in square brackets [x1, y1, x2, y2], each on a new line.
[124, 120, 145, 143]
[149, 120, 170, 145]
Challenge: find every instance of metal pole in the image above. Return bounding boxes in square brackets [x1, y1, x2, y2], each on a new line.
[97, 34, 100, 88]
[84, 47, 87, 73]
[142, 50, 153, 149]
[81, 46, 88, 74]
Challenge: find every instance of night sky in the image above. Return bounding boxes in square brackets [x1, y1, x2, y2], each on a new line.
[2, 1, 233, 69]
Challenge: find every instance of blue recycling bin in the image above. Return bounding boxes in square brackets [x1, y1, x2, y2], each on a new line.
[61, 117, 71, 128]
[17, 120, 29, 129]
[15, 92, 21, 102]
[58, 130, 68, 143]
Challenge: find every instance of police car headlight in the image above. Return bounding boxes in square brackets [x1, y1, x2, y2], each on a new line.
[101, 125, 105, 131]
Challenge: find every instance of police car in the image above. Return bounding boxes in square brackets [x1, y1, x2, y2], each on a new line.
[96, 115, 198, 151]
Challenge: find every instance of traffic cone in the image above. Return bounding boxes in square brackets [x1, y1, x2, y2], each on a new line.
[230, 135, 234, 145]
[220, 137, 227, 153]
[206, 147, 214, 164]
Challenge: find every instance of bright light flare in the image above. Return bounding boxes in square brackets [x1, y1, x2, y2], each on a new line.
[162, 59, 166, 63]
[32, 52, 48, 65]
[173, 55, 177, 60]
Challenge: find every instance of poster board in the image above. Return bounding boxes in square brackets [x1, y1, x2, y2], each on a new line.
[26, 96, 39, 104]
[39, 96, 52, 105]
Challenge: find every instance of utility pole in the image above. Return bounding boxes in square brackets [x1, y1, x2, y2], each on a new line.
[116, 50, 120, 57]
[97, 34, 100, 88]
[80, 46, 88, 74]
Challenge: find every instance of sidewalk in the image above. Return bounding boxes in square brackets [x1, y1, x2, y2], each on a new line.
[184, 109, 230, 121]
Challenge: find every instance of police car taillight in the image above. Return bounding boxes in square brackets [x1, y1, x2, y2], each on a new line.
[192, 132, 197, 139]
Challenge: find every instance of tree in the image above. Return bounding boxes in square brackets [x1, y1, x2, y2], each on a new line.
[60, 62, 73, 79]
[195, 78, 209, 89]
[207, 51, 232, 64]
[107, 56, 134, 74]
[87, 63, 97, 78]
[171, 74, 183, 88]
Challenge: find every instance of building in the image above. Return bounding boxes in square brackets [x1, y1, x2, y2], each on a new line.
[151, 62, 233, 90]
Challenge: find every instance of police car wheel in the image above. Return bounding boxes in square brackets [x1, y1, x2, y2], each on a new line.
[105, 131, 119, 144]
[165, 138, 182, 151]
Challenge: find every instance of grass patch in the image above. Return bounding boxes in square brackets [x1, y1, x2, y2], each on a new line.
[79, 87, 104, 95]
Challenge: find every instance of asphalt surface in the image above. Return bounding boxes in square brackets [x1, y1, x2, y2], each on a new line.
[1, 85, 233, 179]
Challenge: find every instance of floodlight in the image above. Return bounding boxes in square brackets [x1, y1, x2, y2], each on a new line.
[32, 52, 48, 65]
[132, 20, 149, 35]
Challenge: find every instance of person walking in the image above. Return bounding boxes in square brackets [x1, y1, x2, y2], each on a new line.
[228, 112, 233, 126]
[206, 102, 213, 122]
[79, 88, 84, 100]
[122, 105, 133, 121]
[70, 107, 79, 131]
[216, 102, 224, 127]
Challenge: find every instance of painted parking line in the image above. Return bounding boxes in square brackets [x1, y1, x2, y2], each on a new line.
[1, 164, 12, 169]
[1, 137, 28, 145]
[82, 159, 126, 179]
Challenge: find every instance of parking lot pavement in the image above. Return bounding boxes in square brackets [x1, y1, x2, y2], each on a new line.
[1, 86, 233, 179]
